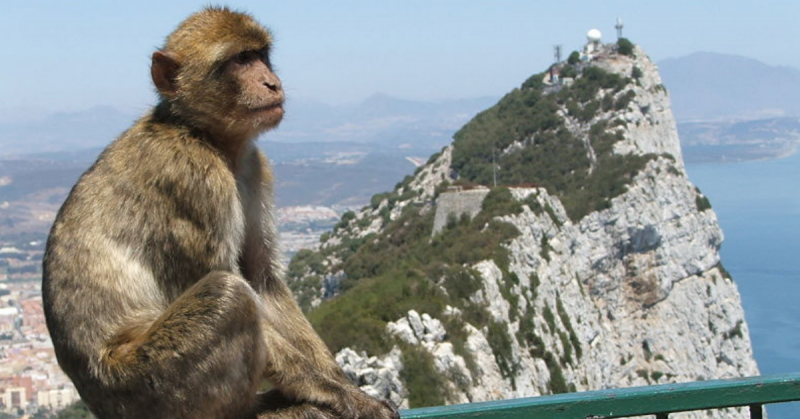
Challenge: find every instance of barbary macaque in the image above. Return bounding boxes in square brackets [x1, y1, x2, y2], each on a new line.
[43, 7, 399, 419]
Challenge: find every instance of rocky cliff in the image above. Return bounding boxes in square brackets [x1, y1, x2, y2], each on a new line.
[287, 41, 759, 416]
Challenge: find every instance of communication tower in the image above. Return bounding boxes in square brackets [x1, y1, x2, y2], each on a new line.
[615, 17, 624, 40]
[553, 45, 562, 63]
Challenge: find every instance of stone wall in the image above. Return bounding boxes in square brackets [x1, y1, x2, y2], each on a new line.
[431, 187, 490, 235]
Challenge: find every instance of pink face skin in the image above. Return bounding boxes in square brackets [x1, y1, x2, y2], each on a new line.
[226, 48, 285, 134]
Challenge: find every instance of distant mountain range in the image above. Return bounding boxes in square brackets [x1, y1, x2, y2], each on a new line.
[0, 143, 424, 209]
[659, 52, 800, 121]
[0, 106, 137, 157]
[0, 95, 497, 157]
[2, 51, 800, 165]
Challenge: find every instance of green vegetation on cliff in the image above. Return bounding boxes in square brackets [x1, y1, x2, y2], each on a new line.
[307, 188, 522, 354]
[617, 38, 635, 56]
[297, 188, 539, 405]
[451, 65, 655, 221]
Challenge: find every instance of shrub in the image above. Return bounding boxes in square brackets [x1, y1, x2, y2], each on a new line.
[56, 401, 95, 419]
[556, 296, 582, 359]
[544, 351, 570, 394]
[559, 65, 577, 79]
[335, 211, 356, 231]
[487, 321, 518, 385]
[370, 192, 390, 209]
[543, 304, 556, 332]
[441, 265, 482, 300]
[724, 320, 744, 340]
[540, 235, 552, 262]
[631, 65, 643, 79]
[480, 187, 523, 218]
[617, 38, 635, 56]
[567, 51, 580, 65]
[601, 93, 614, 111]
[695, 188, 712, 211]
[400, 344, 447, 407]
[614, 90, 636, 111]
[714, 262, 732, 280]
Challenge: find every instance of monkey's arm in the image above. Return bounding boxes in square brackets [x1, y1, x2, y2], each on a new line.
[242, 220, 395, 414]
[256, 280, 398, 419]
[239, 154, 348, 382]
[260, 279, 350, 382]
[238, 151, 397, 418]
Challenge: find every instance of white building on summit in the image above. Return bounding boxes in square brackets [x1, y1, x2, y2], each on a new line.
[585, 28, 603, 57]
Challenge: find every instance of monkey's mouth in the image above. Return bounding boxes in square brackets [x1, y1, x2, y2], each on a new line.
[250, 102, 284, 114]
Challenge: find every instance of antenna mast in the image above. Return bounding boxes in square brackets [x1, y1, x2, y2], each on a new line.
[615, 17, 624, 40]
[492, 148, 497, 188]
[553, 45, 562, 63]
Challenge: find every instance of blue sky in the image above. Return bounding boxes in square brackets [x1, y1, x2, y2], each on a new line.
[2, 1, 798, 114]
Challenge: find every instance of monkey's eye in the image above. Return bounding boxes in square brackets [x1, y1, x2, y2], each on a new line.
[233, 51, 258, 65]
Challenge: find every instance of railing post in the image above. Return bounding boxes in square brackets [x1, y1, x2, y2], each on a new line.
[749, 404, 763, 419]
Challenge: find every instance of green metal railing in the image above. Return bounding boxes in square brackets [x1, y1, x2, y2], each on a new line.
[401, 373, 800, 418]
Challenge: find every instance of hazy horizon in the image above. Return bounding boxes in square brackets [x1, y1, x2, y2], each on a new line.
[3, 1, 800, 115]
[3, 50, 800, 124]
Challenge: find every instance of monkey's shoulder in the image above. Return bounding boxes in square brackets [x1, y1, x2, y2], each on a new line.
[53, 122, 249, 241]
[97, 122, 238, 193]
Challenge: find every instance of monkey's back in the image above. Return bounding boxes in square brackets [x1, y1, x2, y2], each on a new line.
[42, 114, 246, 384]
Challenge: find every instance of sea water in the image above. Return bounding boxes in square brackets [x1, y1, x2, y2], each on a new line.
[687, 152, 800, 418]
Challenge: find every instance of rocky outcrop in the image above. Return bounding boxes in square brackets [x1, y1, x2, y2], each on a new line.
[336, 348, 407, 409]
[290, 42, 758, 418]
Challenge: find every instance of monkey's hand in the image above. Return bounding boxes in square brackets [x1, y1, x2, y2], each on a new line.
[329, 388, 400, 419]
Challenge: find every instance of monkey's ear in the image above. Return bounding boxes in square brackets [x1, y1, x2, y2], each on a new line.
[151, 51, 181, 96]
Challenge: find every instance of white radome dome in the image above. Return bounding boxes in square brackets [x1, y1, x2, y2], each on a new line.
[587, 29, 602, 42]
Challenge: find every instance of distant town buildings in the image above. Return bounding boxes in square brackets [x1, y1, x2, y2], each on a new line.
[0, 237, 81, 416]
[37, 386, 79, 412]
[0, 387, 26, 414]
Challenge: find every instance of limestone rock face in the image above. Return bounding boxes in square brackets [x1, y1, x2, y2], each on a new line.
[336, 348, 407, 409]
[296, 43, 758, 418]
[595, 46, 685, 163]
[387, 310, 447, 347]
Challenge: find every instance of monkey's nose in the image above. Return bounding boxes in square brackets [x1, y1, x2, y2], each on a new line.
[264, 79, 281, 92]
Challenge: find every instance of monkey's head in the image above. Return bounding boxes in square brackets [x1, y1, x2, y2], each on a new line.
[151, 7, 284, 141]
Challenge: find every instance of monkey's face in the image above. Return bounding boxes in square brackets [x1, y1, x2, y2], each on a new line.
[225, 48, 285, 133]
[152, 8, 285, 140]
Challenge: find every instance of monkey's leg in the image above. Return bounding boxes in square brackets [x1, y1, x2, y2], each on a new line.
[255, 283, 399, 419]
[255, 404, 337, 419]
[249, 390, 337, 419]
[98, 271, 267, 419]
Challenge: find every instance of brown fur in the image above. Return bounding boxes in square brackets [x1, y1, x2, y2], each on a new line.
[42, 7, 399, 419]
